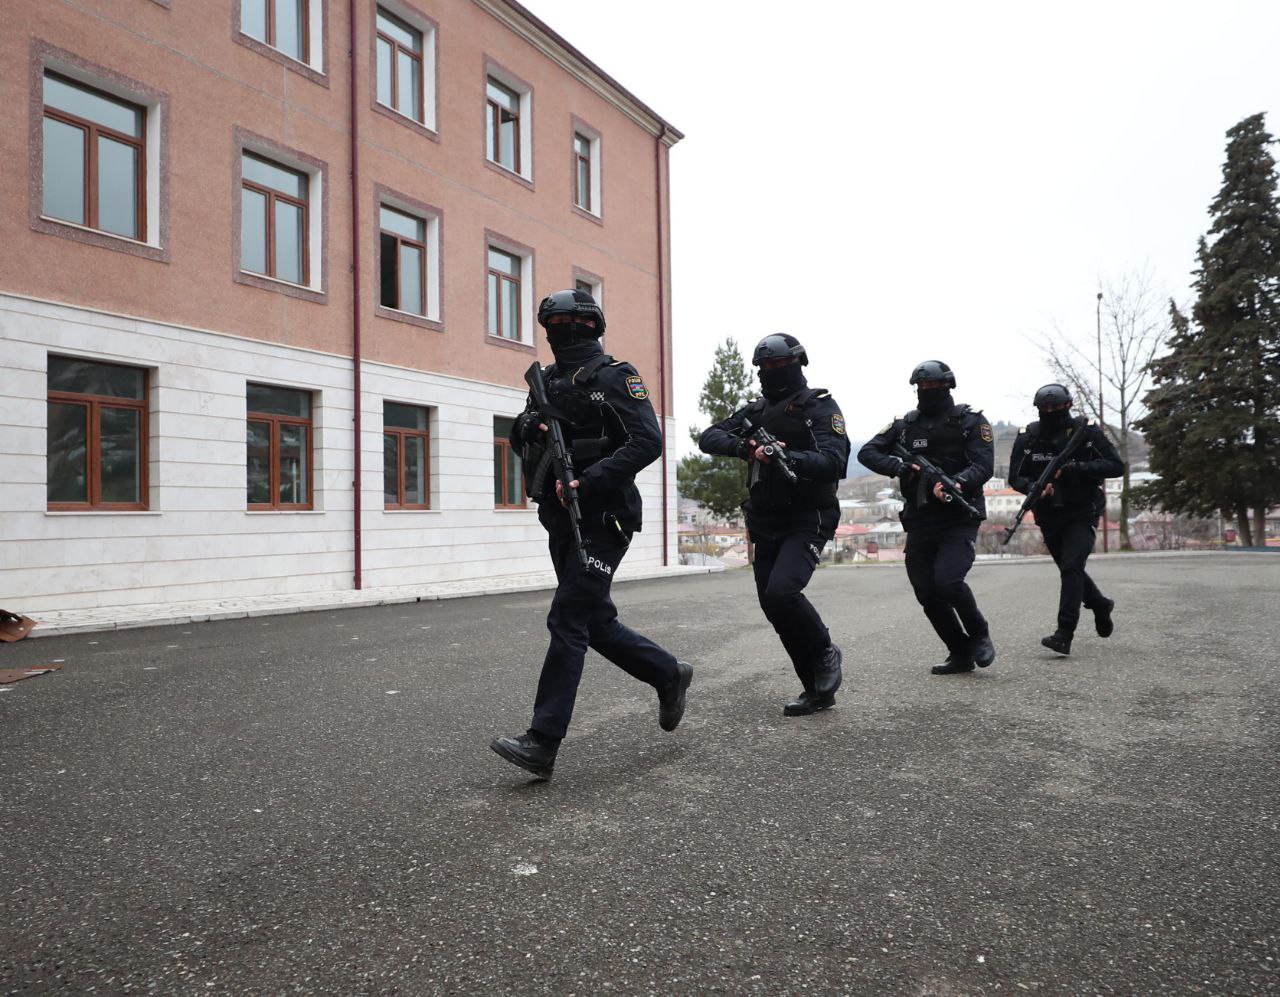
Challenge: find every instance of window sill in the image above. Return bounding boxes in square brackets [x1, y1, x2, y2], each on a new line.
[494, 506, 531, 513]
[383, 508, 440, 514]
[245, 509, 325, 515]
[483, 158, 534, 191]
[233, 32, 328, 88]
[372, 100, 439, 143]
[33, 215, 168, 263]
[374, 303, 443, 333]
[571, 204, 604, 227]
[485, 334, 535, 354]
[235, 269, 327, 304]
[46, 510, 162, 516]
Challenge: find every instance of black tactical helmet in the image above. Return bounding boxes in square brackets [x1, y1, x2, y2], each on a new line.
[536, 288, 605, 336]
[752, 333, 808, 366]
[1033, 383, 1073, 409]
[909, 360, 956, 387]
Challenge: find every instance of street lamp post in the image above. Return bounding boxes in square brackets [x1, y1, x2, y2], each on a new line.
[1097, 291, 1107, 553]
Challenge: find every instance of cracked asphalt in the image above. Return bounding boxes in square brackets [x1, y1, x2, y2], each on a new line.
[1, 552, 1277, 995]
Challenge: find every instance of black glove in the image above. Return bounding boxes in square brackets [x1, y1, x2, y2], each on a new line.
[896, 458, 914, 479]
[517, 411, 544, 443]
[734, 439, 754, 461]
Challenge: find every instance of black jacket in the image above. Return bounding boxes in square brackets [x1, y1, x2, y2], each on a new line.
[698, 387, 850, 526]
[858, 403, 994, 525]
[511, 357, 662, 533]
[1008, 419, 1124, 518]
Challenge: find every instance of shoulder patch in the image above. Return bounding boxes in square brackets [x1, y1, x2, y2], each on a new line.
[832, 413, 846, 435]
[980, 423, 993, 443]
[625, 375, 649, 400]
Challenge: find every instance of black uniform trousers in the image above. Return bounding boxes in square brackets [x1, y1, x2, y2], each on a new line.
[749, 515, 832, 691]
[1038, 512, 1107, 634]
[903, 519, 989, 653]
[530, 503, 679, 741]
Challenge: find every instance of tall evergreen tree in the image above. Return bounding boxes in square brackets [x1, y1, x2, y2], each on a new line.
[676, 338, 755, 522]
[1137, 113, 1280, 545]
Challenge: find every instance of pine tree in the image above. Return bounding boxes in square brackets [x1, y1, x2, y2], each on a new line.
[676, 338, 755, 522]
[1137, 113, 1280, 545]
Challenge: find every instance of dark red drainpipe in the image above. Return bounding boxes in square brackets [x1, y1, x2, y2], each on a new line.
[655, 125, 669, 566]
[349, 0, 363, 589]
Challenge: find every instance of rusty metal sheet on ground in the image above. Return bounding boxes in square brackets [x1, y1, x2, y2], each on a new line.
[0, 611, 37, 642]
[0, 665, 61, 684]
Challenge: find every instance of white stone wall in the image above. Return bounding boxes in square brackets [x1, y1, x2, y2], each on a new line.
[0, 294, 675, 611]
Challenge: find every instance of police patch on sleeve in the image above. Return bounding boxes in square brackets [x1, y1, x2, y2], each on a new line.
[980, 423, 993, 443]
[625, 375, 649, 400]
[831, 413, 846, 435]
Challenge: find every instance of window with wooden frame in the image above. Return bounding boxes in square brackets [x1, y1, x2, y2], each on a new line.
[241, 0, 308, 63]
[47, 356, 148, 511]
[241, 153, 309, 285]
[246, 383, 313, 510]
[379, 205, 427, 315]
[41, 73, 146, 241]
[493, 417, 524, 509]
[487, 247, 522, 341]
[573, 133, 592, 212]
[485, 77, 520, 173]
[375, 8, 423, 122]
[383, 402, 430, 509]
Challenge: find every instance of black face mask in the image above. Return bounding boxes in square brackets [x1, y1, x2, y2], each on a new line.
[548, 331, 603, 367]
[916, 387, 953, 415]
[1039, 408, 1073, 432]
[759, 363, 807, 401]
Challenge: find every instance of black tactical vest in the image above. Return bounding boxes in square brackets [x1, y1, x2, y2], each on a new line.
[744, 388, 836, 512]
[524, 355, 619, 500]
[899, 404, 971, 475]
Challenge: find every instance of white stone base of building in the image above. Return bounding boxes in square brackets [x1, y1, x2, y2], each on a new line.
[0, 294, 678, 614]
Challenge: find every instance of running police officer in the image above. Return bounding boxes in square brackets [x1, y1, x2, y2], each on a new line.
[491, 290, 692, 780]
[698, 334, 850, 715]
[1008, 384, 1124, 655]
[858, 361, 996, 675]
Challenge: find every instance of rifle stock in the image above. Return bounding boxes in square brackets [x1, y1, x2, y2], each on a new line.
[523, 362, 589, 568]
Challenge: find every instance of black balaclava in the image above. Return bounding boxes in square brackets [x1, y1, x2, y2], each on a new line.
[759, 362, 808, 402]
[1038, 407, 1073, 433]
[916, 387, 953, 415]
[548, 327, 603, 368]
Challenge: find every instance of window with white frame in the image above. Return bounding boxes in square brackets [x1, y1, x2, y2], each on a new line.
[486, 243, 533, 344]
[240, 0, 323, 72]
[375, 6, 436, 131]
[485, 68, 531, 181]
[236, 135, 325, 295]
[572, 128, 601, 216]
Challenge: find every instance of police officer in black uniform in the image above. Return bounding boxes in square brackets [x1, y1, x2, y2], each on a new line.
[858, 361, 996, 675]
[490, 290, 692, 780]
[698, 334, 850, 716]
[1008, 384, 1124, 655]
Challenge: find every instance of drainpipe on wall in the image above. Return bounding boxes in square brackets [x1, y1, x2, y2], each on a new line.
[655, 125, 669, 566]
[349, 0, 364, 589]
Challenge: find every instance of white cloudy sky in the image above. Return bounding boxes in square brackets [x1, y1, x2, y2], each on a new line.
[522, 0, 1280, 450]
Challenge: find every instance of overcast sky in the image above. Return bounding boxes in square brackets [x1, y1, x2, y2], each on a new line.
[522, 0, 1280, 451]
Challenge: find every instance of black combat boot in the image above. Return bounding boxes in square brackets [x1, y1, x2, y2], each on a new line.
[812, 643, 843, 697]
[1041, 631, 1073, 655]
[783, 690, 835, 716]
[931, 651, 976, 675]
[490, 730, 559, 779]
[658, 660, 694, 731]
[970, 634, 995, 668]
[1093, 598, 1115, 638]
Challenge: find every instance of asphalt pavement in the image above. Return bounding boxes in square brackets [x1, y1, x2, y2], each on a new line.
[1, 553, 1277, 995]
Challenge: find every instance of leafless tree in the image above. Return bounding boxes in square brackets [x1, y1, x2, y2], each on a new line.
[1038, 268, 1169, 550]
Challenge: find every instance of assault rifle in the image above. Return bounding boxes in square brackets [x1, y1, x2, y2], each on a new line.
[524, 362, 588, 568]
[889, 442, 982, 520]
[1001, 417, 1091, 545]
[739, 417, 798, 484]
